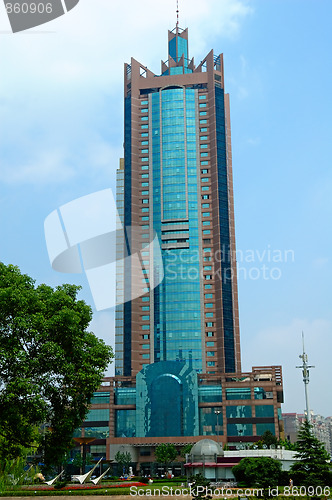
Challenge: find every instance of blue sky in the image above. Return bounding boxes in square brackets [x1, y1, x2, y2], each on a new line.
[0, 0, 331, 416]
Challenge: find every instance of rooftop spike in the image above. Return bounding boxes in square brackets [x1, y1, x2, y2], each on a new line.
[176, 0, 179, 29]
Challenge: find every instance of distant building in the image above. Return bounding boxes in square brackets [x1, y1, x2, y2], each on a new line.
[282, 412, 332, 455]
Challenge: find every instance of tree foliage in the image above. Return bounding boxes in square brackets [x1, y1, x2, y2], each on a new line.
[0, 263, 113, 468]
[180, 443, 193, 458]
[290, 419, 332, 486]
[232, 457, 282, 488]
[115, 451, 132, 474]
[154, 444, 178, 469]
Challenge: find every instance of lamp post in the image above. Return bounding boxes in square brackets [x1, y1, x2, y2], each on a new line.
[214, 409, 222, 443]
[238, 429, 243, 451]
[214, 409, 222, 482]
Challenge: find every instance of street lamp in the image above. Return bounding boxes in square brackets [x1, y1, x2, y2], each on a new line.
[214, 409, 222, 443]
[238, 429, 243, 451]
[214, 409, 222, 482]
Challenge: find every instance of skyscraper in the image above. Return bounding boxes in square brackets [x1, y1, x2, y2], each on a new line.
[115, 25, 241, 377]
[80, 25, 284, 471]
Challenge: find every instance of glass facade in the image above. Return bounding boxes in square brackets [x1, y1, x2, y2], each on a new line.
[136, 361, 199, 437]
[115, 409, 136, 437]
[227, 423, 253, 437]
[199, 406, 224, 436]
[256, 423, 275, 435]
[225, 388, 251, 400]
[90, 392, 110, 405]
[255, 405, 274, 418]
[85, 426, 109, 439]
[226, 405, 252, 418]
[215, 86, 236, 373]
[151, 87, 203, 371]
[198, 385, 222, 403]
[85, 409, 109, 422]
[114, 387, 136, 405]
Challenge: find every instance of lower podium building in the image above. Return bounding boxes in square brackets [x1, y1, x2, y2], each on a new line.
[78, 363, 284, 474]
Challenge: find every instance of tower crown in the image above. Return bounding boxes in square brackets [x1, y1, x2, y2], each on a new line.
[162, 27, 194, 75]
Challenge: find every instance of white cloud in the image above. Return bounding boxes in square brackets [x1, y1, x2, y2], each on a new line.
[313, 257, 329, 269]
[0, 148, 75, 184]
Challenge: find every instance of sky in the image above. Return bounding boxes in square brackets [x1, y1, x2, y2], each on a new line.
[0, 0, 331, 417]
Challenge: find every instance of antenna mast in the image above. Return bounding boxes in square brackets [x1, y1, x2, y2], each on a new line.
[296, 332, 315, 423]
[176, 0, 179, 29]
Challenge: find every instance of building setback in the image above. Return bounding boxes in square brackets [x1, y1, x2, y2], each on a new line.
[78, 25, 284, 472]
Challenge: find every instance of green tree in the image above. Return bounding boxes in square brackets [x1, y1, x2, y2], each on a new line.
[277, 438, 297, 451]
[290, 419, 332, 486]
[190, 473, 212, 500]
[232, 457, 282, 490]
[180, 443, 193, 459]
[0, 263, 113, 468]
[115, 451, 132, 475]
[155, 444, 178, 474]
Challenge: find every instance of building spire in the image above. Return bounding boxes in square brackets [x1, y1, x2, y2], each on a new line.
[176, 0, 179, 30]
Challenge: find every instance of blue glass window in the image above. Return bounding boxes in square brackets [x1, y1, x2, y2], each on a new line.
[226, 405, 252, 418]
[199, 406, 223, 436]
[256, 423, 275, 435]
[85, 409, 109, 422]
[89, 392, 110, 405]
[115, 388, 136, 405]
[227, 423, 253, 437]
[255, 405, 274, 418]
[85, 427, 109, 439]
[198, 386, 222, 403]
[226, 388, 251, 400]
[115, 410, 135, 437]
[254, 387, 267, 399]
